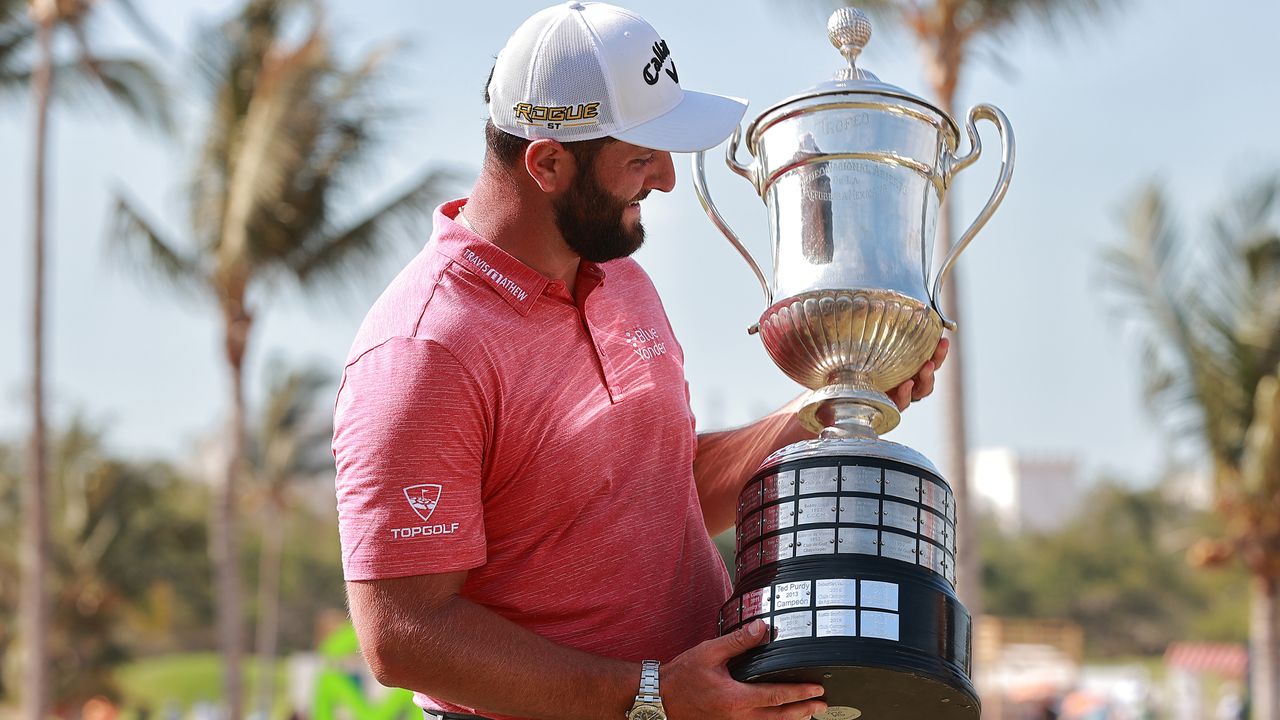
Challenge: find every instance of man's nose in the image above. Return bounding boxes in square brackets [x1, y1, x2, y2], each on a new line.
[647, 151, 676, 193]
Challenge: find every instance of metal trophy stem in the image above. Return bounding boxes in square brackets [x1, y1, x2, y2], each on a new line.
[695, 8, 1015, 720]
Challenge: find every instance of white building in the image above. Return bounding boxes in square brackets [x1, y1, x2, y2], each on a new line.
[969, 448, 1082, 534]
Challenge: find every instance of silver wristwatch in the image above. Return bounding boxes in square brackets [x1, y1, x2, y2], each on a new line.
[625, 660, 666, 720]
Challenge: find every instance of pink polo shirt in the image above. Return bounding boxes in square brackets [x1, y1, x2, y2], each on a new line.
[333, 199, 731, 718]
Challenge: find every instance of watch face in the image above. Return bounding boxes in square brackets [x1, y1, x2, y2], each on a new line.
[628, 705, 666, 720]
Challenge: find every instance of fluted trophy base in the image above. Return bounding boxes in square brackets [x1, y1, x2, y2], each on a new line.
[798, 374, 902, 437]
[724, 439, 977, 720]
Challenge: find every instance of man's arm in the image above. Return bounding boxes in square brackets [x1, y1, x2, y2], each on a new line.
[693, 339, 949, 536]
[348, 574, 828, 720]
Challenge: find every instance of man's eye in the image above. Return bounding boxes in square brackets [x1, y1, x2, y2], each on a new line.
[633, 155, 655, 167]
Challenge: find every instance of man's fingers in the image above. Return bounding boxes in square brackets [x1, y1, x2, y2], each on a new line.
[913, 361, 936, 400]
[892, 380, 914, 411]
[703, 619, 770, 663]
[932, 337, 950, 368]
[742, 681, 827, 714]
[766, 698, 830, 720]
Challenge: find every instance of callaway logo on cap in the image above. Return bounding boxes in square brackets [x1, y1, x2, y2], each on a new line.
[487, 1, 747, 152]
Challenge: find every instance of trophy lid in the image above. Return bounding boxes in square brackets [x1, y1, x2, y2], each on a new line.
[745, 7, 959, 142]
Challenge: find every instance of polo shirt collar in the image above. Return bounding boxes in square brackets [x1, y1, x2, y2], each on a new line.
[432, 199, 550, 316]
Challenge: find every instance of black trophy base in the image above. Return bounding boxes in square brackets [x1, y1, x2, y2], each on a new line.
[734, 661, 979, 720]
[723, 446, 981, 720]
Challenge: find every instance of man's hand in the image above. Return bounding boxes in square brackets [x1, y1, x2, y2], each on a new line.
[662, 620, 828, 720]
[888, 338, 950, 412]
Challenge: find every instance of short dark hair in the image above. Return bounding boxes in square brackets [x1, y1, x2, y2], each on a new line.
[483, 64, 614, 168]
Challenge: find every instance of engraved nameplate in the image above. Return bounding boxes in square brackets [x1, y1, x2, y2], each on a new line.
[919, 509, 945, 544]
[921, 478, 947, 513]
[763, 471, 797, 502]
[762, 502, 795, 532]
[837, 527, 878, 555]
[721, 599, 742, 628]
[798, 496, 838, 524]
[761, 533, 794, 563]
[773, 611, 813, 641]
[840, 497, 880, 525]
[738, 545, 761, 575]
[798, 466, 839, 495]
[860, 580, 898, 610]
[882, 501, 919, 533]
[817, 609, 858, 637]
[842, 465, 881, 494]
[743, 587, 772, 619]
[881, 531, 917, 563]
[795, 528, 835, 557]
[860, 610, 899, 641]
[918, 540, 943, 576]
[773, 581, 812, 611]
[884, 471, 920, 502]
[739, 478, 763, 518]
[816, 578, 858, 607]
[739, 511, 762, 545]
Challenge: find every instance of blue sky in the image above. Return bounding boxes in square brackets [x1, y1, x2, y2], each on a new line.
[1, 0, 1277, 485]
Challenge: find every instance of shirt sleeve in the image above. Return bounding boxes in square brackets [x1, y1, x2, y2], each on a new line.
[333, 336, 490, 581]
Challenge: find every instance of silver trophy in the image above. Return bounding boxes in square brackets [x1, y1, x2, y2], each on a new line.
[694, 8, 1013, 720]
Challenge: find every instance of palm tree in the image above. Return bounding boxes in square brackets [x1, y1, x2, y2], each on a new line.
[4, 1, 169, 717]
[805, 0, 1124, 615]
[106, 2, 457, 717]
[246, 362, 334, 718]
[1102, 179, 1280, 720]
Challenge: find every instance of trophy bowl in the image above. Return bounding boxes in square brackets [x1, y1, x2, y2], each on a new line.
[692, 5, 1013, 439]
[758, 289, 943, 435]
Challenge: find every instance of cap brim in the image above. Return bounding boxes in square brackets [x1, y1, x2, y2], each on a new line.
[611, 89, 748, 153]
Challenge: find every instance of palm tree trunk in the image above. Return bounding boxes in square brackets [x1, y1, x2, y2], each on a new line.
[1252, 575, 1280, 720]
[253, 500, 287, 719]
[21, 17, 54, 720]
[928, 54, 982, 623]
[217, 302, 251, 720]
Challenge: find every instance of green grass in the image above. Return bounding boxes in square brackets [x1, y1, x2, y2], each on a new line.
[114, 654, 288, 719]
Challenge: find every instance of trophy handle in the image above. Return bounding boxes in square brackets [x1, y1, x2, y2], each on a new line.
[692, 128, 773, 311]
[930, 103, 1016, 331]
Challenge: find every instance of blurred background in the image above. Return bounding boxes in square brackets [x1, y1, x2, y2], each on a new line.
[1, 0, 1277, 719]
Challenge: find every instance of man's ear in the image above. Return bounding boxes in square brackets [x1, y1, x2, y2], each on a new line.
[524, 139, 576, 193]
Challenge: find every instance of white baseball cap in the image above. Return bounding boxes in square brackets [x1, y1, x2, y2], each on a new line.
[487, 1, 747, 153]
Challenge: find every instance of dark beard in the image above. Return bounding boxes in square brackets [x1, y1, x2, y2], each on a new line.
[552, 165, 646, 263]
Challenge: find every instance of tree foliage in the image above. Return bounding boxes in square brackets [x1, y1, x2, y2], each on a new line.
[1101, 179, 1280, 579]
[0, 423, 210, 706]
[982, 481, 1248, 657]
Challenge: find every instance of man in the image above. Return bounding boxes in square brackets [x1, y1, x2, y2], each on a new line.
[332, 3, 946, 720]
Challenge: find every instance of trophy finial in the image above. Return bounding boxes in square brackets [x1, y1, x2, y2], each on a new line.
[828, 7, 872, 76]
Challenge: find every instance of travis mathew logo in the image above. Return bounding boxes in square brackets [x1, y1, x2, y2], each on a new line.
[642, 40, 678, 85]
[393, 483, 460, 540]
[625, 325, 668, 361]
[462, 248, 529, 302]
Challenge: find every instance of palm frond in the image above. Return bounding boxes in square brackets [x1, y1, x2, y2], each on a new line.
[0, 10, 33, 93]
[107, 0, 172, 53]
[1103, 177, 1280, 479]
[286, 167, 461, 292]
[105, 189, 205, 300]
[188, 0, 313, 251]
[968, 0, 1127, 38]
[247, 39, 406, 265]
[30, 55, 174, 132]
[217, 22, 330, 266]
[1241, 372, 1280, 504]
[252, 360, 333, 491]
